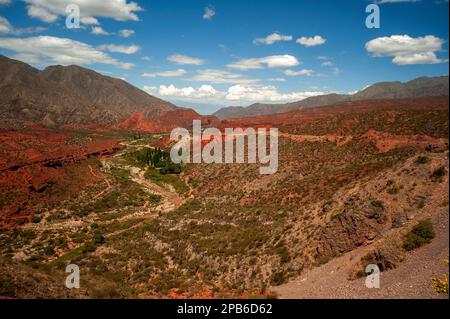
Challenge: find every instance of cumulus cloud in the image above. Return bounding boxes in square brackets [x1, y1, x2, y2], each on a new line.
[227, 55, 300, 70]
[23, 0, 143, 23]
[119, 29, 135, 38]
[226, 85, 324, 103]
[0, 35, 135, 69]
[203, 6, 215, 20]
[0, 16, 12, 33]
[142, 69, 187, 78]
[296, 35, 326, 47]
[27, 5, 58, 22]
[91, 26, 111, 35]
[144, 84, 324, 105]
[283, 69, 322, 77]
[98, 44, 140, 54]
[253, 33, 293, 45]
[365, 34, 447, 65]
[168, 54, 205, 65]
[80, 16, 99, 25]
[0, 0, 11, 5]
[188, 69, 258, 84]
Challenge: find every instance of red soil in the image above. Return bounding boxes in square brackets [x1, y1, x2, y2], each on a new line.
[0, 129, 124, 227]
[116, 109, 220, 133]
[363, 129, 448, 153]
[221, 96, 449, 128]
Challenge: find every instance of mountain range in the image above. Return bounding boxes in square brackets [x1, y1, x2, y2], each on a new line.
[213, 76, 449, 120]
[1, 54, 448, 129]
[0, 54, 217, 132]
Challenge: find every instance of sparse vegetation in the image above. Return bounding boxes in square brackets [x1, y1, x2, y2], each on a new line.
[431, 166, 447, 179]
[403, 219, 435, 251]
[431, 259, 449, 296]
[415, 156, 430, 164]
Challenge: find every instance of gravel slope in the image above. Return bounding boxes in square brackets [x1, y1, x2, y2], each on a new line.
[273, 209, 449, 299]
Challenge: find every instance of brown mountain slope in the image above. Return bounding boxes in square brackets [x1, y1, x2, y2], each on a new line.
[0, 55, 203, 129]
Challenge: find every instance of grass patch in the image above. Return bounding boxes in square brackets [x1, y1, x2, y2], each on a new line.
[144, 167, 188, 195]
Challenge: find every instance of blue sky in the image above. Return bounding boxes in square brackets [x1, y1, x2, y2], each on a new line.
[0, 0, 448, 114]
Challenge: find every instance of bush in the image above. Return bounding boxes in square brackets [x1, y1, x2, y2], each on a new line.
[31, 215, 42, 224]
[432, 259, 449, 296]
[270, 271, 286, 285]
[403, 219, 435, 251]
[387, 185, 400, 195]
[92, 233, 105, 245]
[415, 156, 430, 164]
[431, 166, 447, 179]
[371, 200, 384, 208]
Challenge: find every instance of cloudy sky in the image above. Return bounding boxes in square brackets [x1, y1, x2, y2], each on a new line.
[0, 0, 448, 114]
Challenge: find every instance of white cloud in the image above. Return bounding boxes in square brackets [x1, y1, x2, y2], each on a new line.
[144, 84, 324, 105]
[296, 35, 326, 47]
[27, 5, 58, 22]
[168, 54, 205, 65]
[203, 6, 215, 20]
[23, 0, 143, 23]
[141, 56, 152, 61]
[188, 69, 258, 84]
[321, 61, 333, 67]
[0, 35, 135, 69]
[267, 77, 286, 82]
[98, 44, 140, 54]
[365, 34, 447, 65]
[284, 69, 322, 77]
[119, 29, 135, 38]
[0, 16, 12, 33]
[80, 17, 99, 25]
[227, 55, 300, 70]
[253, 33, 293, 45]
[91, 26, 111, 35]
[142, 69, 187, 78]
[0, 0, 11, 5]
[0, 15, 47, 35]
[226, 85, 324, 103]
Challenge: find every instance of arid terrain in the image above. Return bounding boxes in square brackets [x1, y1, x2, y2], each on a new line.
[1, 92, 448, 298]
[0, 55, 448, 299]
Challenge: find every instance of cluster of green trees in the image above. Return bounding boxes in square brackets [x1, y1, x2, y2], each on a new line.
[133, 147, 181, 175]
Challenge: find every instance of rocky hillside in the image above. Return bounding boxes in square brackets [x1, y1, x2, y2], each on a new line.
[0, 55, 215, 130]
[213, 76, 449, 119]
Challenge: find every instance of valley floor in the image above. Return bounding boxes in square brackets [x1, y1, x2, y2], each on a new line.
[273, 209, 449, 299]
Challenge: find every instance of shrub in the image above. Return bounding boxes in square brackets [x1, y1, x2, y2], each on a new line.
[270, 271, 286, 285]
[31, 215, 42, 223]
[403, 219, 435, 251]
[432, 259, 449, 296]
[415, 156, 430, 164]
[431, 166, 447, 179]
[387, 185, 400, 195]
[82, 242, 96, 253]
[92, 233, 105, 245]
[371, 200, 384, 208]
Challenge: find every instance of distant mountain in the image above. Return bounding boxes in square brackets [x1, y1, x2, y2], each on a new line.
[213, 76, 449, 119]
[0, 55, 216, 131]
